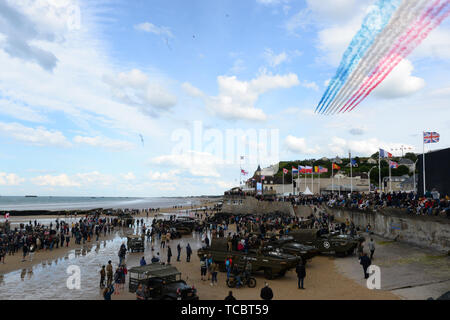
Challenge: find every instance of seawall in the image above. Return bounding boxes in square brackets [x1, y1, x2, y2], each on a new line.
[322, 206, 450, 253]
[221, 196, 294, 215]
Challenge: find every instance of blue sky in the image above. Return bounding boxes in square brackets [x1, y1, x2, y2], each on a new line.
[0, 0, 449, 197]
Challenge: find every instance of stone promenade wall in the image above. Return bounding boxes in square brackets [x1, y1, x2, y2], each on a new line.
[221, 196, 294, 216]
[322, 206, 450, 252]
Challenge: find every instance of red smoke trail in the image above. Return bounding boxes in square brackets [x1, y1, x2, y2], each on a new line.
[339, 0, 448, 113]
[346, 5, 450, 113]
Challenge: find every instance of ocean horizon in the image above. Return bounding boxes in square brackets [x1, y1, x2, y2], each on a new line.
[0, 196, 207, 211]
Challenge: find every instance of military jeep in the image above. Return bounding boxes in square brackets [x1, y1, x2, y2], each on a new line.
[197, 238, 300, 279]
[263, 235, 319, 264]
[127, 235, 145, 253]
[289, 229, 360, 256]
[128, 264, 198, 300]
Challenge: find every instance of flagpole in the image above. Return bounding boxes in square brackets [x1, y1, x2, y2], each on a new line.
[311, 162, 314, 194]
[292, 169, 294, 195]
[389, 160, 392, 193]
[332, 164, 334, 194]
[283, 171, 285, 196]
[349, 151, 353, 193]
[423, 131, 426, 196]
[378, 149, 381, 193]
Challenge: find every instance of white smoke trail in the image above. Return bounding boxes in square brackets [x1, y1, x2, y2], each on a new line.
[343, 0, 447, 113]
[346, 2, 450, 112]
[323, 0, 429, 114]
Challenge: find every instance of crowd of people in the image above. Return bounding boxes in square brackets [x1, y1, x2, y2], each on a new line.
[0, 214, 125, 264]
[269, 191, 450, 218]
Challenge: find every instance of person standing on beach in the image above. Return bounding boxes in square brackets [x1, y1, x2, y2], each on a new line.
[103, 285, 114, 300]
[160, 233, 166, 249]
[106, 260, 113, 286]
[65, 234, 70, 247]
[260, 283, 273, 300]
[224, 291, 236, 301]
[167, 245, 172, 265]
[100, 265, 106, 288]
[368, 238, 375, 260]
[296, 260, 306, 289]
[176, 243, 181, 262]
[186, 243, 192, 262]
[359, 253, 371, 279]
[22, 243, 28, 262]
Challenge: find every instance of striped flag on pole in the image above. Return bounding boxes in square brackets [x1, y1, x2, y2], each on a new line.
[423, 132, 440, 144]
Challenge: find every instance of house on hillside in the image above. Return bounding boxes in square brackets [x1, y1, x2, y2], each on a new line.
[331, 156, 343, 164]
[398, 158, 415, 173]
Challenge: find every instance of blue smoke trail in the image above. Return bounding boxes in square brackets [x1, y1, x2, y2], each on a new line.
[316, 0, 402, 114]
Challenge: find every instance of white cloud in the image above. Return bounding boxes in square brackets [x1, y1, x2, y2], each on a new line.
[0, 122, 71, 147]
[182, 82, 204, 97]
[229, 59, 246, 74]
[73, 135, 135, 151]
[134, 22, 174, 38]
[150, 151, 222, 178]
[0, 0, 66, 71]
[299, 80, 319, 91]
[372, 59, 426, 99]
[285, 135, 321, 154]
[31, 171, 115, 187]
[328, 136, 415, 156]
[103, 69, 177, 117]
[263, 48, 288, 67]
[0, 0, 168, 142]
[0, 99, 47, 122]
[184, 71, 299, 121]
[121, 172, 136, 181]
[305, 0, 374, 23]
[256, 0, 291, 5]
[148, 169, 180, 181]
[0, 172, 25, 185]
[31, 174, 81, 187]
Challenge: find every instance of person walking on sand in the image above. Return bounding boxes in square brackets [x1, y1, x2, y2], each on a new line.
[167, 245, 172, 265]
[100, 265, 106, 288]
[359, 252, 371, 279]
[65, 234, 70, 247]
[260, 283, 273, 300]
[296, 260, 306, 289]
[186, 243, 192, 262]
[368, 238, 375, 260]
[106, 260, 113, 287]
[200, 255, 207, 281]
[22, 243, 28, 262]
[210, 262, 218, 286]
[103, 284, 114, 300]
[224, 291, 236, 301]
[176, 243, 181, 262]
[160, 233, 166, 249]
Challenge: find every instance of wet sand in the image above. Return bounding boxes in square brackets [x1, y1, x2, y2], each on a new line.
[0, 204, 400, 300]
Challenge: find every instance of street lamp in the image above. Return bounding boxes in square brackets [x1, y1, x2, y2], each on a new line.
[368, 166, 377, 193]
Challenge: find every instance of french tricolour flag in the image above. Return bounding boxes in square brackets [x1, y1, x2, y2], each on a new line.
[379, 148, 392, 158]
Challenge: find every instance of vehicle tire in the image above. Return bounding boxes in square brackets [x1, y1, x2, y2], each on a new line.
[277, 270, 286, 277]
[264, 268, 274, 280]
[247, 277, 257, 288]
[226, 278, 236, 288]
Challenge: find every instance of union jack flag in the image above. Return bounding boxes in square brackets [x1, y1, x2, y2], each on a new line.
[423, 132, 440, 144]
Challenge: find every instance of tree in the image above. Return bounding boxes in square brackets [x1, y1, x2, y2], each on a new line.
[404, 152, 417, 162]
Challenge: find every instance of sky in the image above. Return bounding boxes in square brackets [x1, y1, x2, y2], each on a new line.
[0, 0, 449, 197]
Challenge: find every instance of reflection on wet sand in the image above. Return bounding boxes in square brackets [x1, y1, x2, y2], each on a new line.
[0, 216, 167, 300]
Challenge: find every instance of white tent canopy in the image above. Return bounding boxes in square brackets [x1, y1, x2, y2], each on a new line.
[302, 187, 313, 195]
